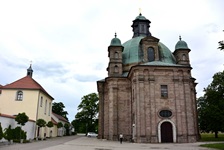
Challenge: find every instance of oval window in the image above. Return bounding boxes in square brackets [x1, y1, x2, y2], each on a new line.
[159, 110, 172, 118]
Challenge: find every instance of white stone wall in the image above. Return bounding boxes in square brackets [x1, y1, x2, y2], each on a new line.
[0, 116, 35, 141]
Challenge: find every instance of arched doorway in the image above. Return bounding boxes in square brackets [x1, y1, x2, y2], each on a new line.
[161, 122, 173, 143]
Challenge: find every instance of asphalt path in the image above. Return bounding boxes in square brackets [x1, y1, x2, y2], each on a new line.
[0, 135, 81, 150]
[0, 135, 216, 150]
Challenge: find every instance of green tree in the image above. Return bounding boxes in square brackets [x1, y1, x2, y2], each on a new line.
[52, 102, 68, 120]
[197, 70, 224, 138]
[64, 123, 70, 136]
[0, 123, 3, 140]
[218, 30, 224, 50]
[47, 121, 54, 128]
[15, 112, 29, 126]
[71, 119, 86, 133]
[75, 93, 99, 134]
[3, 125, 13, 142]
[36, 119, 46, 139]
[15, 112, 29, 141]
[57, 122, 63, 128]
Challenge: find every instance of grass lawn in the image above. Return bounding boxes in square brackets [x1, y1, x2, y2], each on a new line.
[200, 143, 224, 150]
[200, 133, 224, 150]
[200, 133, 224, 141]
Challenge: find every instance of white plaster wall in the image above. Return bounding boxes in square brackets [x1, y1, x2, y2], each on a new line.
[0, 116, 35, 141]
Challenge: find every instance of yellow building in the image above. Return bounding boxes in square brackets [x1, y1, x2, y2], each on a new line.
[0, 65, 54, 139]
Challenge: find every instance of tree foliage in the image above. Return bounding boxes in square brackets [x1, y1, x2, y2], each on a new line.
[74, 93, 99, 134]
[3, 125, 13, 141]
[57, 122, 63, 128]
[0, 123, 3, 140]
[36, 119, 46, 128]
[47, 121, 54, 128]
[64, 123, 70, 135]
[197, 70, 224, 138]
[15, 112, 29, 126]
[52, 102, 68, 120]
[218, 30, 224, 51]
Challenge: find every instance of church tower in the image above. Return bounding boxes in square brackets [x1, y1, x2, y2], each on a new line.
[107, 33, 123, 77]
[27, 64, 33, 77]
[173, 36, 191, 66]
[132, 13, 151, 38]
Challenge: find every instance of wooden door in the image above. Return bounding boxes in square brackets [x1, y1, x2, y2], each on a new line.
[161, 122, 173, 143]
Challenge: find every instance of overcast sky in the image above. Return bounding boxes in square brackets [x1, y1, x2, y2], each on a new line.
[0, 0, 223, 122]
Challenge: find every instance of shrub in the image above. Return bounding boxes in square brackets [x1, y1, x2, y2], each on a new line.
[4, 125, 13, 141]
[0, 123, 3, 140]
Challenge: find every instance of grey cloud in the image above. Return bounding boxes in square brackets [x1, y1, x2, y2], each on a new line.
[74, 74, 100, 82]
[34, 60, 68, 77]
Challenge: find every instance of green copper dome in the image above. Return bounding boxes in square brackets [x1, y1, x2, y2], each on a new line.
[110, 33, 122, 46]
[122, 36, 176, 65]
[135, 13, 147, 20]
[175, 37, 189, 50]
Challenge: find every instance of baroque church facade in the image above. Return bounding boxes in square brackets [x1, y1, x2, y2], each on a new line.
[97, 14, 199, 143]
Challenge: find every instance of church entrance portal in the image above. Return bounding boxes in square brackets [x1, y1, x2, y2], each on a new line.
[161, 122, 173, 143]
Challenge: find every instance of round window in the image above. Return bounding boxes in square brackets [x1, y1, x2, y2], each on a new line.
[159, 110, 172, 118]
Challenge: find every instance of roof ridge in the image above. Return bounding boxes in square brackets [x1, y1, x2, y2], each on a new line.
[1, 76, 54, 100]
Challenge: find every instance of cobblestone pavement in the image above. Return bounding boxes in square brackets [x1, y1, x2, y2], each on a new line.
[0, 135, 216, 150]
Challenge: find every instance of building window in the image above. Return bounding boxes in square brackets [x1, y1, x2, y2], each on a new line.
[114, 65, 118, 73]
[40, 96, 43, 107]
[45, 100, 47, 114]
[16, 91, 23, 101]
[182, 54, 186, 60]
[48, 102, 51, 116]
[147, 47, 155, 62]
[159, 110, 172, 118]
[140, 24, 145, 33]
[115, 52, 118, 59]
[161, 85, 168, 98]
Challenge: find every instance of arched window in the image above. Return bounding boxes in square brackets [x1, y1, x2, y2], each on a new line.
[16, 91, 23, 101]
[115, 52, 119, 59]
[114, 65, 118, 73]
[182, 54, 186, 60]
[147, 47, 155, 62]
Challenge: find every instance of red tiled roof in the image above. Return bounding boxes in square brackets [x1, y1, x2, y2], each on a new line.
[0, 113, 35, 122]
[52, 112, 69, 123]
[51, 117, 58, 125]
[0, 76, 54, 100]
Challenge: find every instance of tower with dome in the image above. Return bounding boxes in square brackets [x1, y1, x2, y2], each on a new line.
[97, 13, 199, 143]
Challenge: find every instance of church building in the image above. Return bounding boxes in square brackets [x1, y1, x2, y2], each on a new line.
[97, 14, 199, 143]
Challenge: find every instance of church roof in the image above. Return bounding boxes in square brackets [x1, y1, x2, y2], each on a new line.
[175, 36, 189, 50]
[110, 33, 122, 46]
[135, 13, 147, 20]
[122, 36, 176, 66]
[0, 76, 54, 100]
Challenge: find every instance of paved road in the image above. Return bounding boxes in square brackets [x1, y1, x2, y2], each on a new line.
[0, 135, 80, 150]
[0, 135, 216, 150]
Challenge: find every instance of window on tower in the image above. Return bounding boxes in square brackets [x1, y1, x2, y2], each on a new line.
[114, 65, 118, 73]
[148, 47, 155, 62]
[115, 52, 118, 59]
[182, 54, 186, 60]
[16, 91, 23, 101]
[161, 85, 168, 98]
